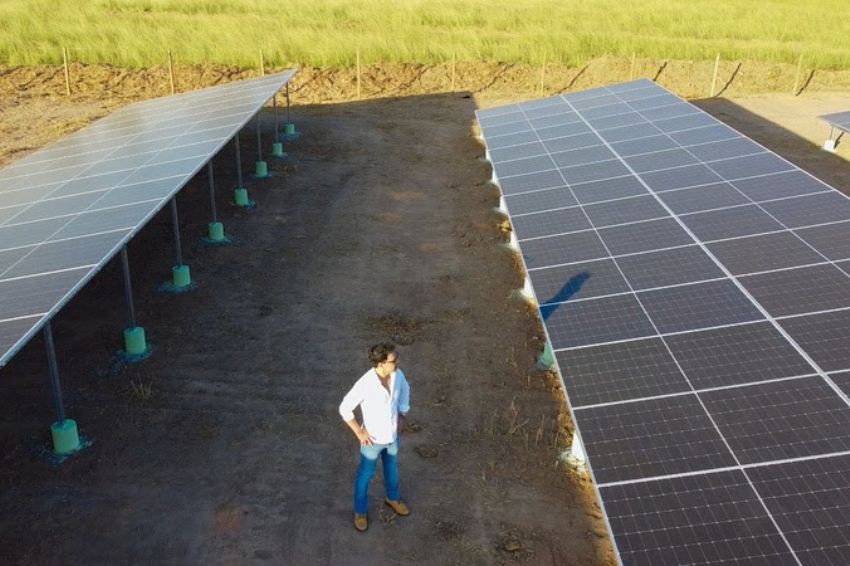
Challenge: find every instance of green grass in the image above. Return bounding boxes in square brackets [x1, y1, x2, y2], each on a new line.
[2, 0, 850, 69]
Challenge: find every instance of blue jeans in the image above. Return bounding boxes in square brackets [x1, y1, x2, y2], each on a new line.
[354, 439, 399, 514]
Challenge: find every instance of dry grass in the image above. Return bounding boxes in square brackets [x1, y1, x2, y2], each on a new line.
[3, 1, 850, 69]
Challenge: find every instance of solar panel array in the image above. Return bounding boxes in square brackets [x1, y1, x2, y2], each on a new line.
[820, 110, 850, 134]
[0, 70, 296, 368]
[477, 79, 850, 565]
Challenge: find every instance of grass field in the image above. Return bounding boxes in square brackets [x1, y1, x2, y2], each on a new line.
[3, 0, 850, 70]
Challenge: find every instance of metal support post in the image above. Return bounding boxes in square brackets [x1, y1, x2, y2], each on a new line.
[169, 198, 191, 288]
[44, 321, 80, 454]
[235, 134, 244, 189]
[233, 134, 251, 206]
[44, 322, 66, 424]
[171, 198, 183, 267]
[121, 247, 136, 329]
[120, 247, 147, 355]
[271, 95, 286, 158]
[254, 112, 269, 178]
[284, 83, 297, 139]
[207, 162, 225, 241]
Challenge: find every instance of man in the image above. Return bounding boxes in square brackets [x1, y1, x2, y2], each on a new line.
[339, 342, 411, 532]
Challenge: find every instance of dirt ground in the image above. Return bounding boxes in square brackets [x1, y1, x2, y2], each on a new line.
[1, 64, 850, 565]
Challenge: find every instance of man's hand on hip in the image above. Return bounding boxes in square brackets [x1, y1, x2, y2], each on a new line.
[355, 426, 373, 446]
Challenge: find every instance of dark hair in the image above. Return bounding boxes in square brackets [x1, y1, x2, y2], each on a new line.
[369, 342, 396, 367]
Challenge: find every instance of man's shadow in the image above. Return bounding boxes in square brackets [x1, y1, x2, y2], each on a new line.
[540, 272, 590, 320]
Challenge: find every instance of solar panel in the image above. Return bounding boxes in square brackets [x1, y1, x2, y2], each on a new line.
[478, 79, 850, 565]
[0, 70, 296, 368]
[820, 110, 850, 134]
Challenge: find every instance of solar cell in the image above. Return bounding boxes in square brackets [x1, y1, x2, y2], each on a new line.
[679, 204, 785, 241]
[510, 206, 590, 240]
[615, 245, 724, 290]
[739, 264, 850, 317]
[701, 377, 850, 464]
[748, 454, 850, 566]
[639, 163, 723, 192]
[556, 338, 689, 406]
[597, 217, 693, 255]
[665, 322, 815, 389]
[528, 259, 629, 304]
[582, 194, 669, 227]
[575, 394, 735, 483]
[539, 293, 656, 349]
[707, 231, 824, 275]
[637, 279, 764, 334]
[520, 230, 607, 269]
[831, 371, 850, 397]
[571, 175, 648, 204]
[795, 221, 850, 260]
[503, 186, 576, 215]
[622, 148, 698, 172]
[601, 471, 798, 566]
[657, 182, 749, 214]
[779, 310, 850, 372]
[761, 191, 850, 228]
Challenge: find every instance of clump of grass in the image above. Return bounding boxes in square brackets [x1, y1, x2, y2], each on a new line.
[128, 379, 154, 402]
[2, 0, 850, 69]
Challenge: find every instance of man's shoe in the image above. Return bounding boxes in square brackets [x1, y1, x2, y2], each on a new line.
[354, 513, 368, 531]
[384, 498, 410, 516]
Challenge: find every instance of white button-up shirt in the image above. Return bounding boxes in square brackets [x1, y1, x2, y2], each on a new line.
[339, 368, 410, 444]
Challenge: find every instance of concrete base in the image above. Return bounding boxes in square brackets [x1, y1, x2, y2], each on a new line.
[234, 187, 252, 207]
[123, 326, 147, 356]
[172, 264, 191, 288]
[271, 142, 287, 158]
[51, 419, 81, 455]
[208, 221, 225, 242]
[823, 139, 837, 152]
[254, 160, 269, 178]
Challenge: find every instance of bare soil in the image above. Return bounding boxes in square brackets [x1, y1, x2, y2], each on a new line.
[1, 62, 849, 565]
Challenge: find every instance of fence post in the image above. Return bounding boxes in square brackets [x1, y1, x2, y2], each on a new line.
[710, 52, 720, 97]
[62, 47, 71, 96]
[259, 50, 265, 76]
[450, 51, 456, 92]
[356, 47, 361, 99]
[539, 57, 546, 96]
[629, 52, 636, 80]
[168, 49, 175, 95]
[793, 52, 804, 95]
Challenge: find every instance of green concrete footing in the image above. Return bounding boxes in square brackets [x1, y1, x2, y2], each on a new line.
[536, 341, 555, 370]
[284, 123, 296, 136]
[255, 160, 269, 177]
[51, 419, 80, 455]
[172, 264, 191, 288]
[123, 326, 147, 356]
[208, 221, 225, 242]
[234, 187, 250, 207]
[271, 142, 286, 158]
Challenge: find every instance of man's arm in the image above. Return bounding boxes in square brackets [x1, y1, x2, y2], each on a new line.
[345, 418, 372, 445]
[339, 378, 372, 445]
[397, 370, 410, 434]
